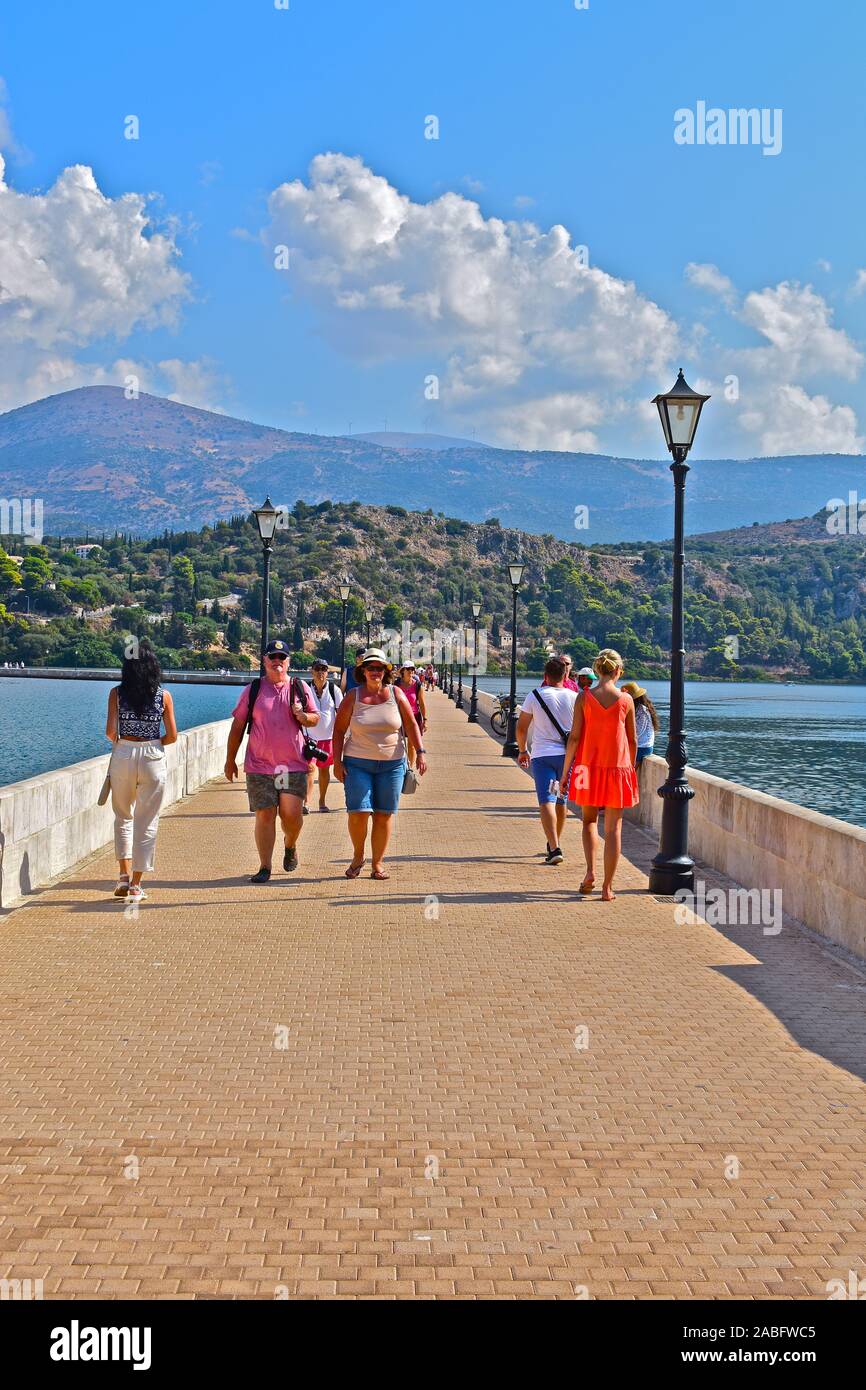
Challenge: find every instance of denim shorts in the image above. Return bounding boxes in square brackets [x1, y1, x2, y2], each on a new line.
[343, 756, 406, 814]
[636, 746, 653, 766]
[531, 754, 567, 805]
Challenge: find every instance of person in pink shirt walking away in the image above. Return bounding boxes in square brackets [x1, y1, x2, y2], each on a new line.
[224, 638, 320, 883]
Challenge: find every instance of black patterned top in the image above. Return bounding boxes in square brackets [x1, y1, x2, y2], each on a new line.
[117, 687, 164, 740]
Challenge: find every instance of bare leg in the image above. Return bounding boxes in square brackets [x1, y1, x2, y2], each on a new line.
[305, 766, 315, 808]
[370, 811, 394, 874]
[556, 802, 567, 840]
[580, 808, 599, 891]
[538, 802, 560, 848]
[254, 807, 277, 869]
[318, 765, 331, 808]
[118, 857, 131, 878]
[601, 807, 623, 901]
[278, 793, 304, 848]
[347, 811, 370, 868]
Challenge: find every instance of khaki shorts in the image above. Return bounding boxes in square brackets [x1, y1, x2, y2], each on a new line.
[245, 770, 308, 810]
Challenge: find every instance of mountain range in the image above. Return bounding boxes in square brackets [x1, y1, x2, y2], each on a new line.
[2, 386, 865, 542]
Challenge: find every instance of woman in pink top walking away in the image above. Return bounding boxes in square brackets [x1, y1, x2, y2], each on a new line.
[562, 648, 638, 901]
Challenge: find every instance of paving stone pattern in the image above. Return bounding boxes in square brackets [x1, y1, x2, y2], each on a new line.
[1, 691, 865, 1299]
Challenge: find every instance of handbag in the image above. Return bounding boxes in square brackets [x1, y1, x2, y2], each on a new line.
[402, 765, 419, 794]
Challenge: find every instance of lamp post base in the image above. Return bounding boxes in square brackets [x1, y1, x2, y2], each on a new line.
[647, 782, 695, 896]
[467, 692, 478, 723]
[502, 712, 519, 758]
[648, 857, 695, 897]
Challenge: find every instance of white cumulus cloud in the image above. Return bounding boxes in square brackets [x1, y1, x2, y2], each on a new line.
[0, 156, 203, 412]
[263, 153, 678, 451]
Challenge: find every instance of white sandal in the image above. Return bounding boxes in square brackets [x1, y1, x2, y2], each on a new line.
[114, 876, 130, 898]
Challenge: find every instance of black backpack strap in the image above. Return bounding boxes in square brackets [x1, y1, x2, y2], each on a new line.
[327, 679, 337, 707]
[530, 687, 570, 744]
[244, 677, 261, 735]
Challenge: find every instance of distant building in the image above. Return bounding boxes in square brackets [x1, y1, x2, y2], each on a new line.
[74, 543, 102, 559]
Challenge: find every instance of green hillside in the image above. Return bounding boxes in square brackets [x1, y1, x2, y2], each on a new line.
[1, 500, 865, 680]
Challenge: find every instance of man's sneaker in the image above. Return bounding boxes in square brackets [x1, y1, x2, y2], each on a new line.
[283, 845, 298, 872]
[545, 846, 564, 866]
[250, 866, 271, 884]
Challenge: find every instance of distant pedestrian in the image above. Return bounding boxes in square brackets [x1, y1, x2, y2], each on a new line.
[559, 655, 580, 691]
[306, 658, 343, 810]
[517, 656, 578, 865]
[105, 639, 177, 902]
[224, 638, 320, 883]
[423, 663, 436, 691]
[562, 648, 638, 902]
[621, 681, 659, 765]
[394, 660, 428, 770]
[341, 647, 366, 695]
[332, 648, 427, 879]
[575, 666, 594, 693]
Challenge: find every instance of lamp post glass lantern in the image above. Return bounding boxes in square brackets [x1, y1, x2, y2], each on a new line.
[648, 370, 710, 896]
[338, 581, 351, 680]
[468, 601, 481, 722]
[503, 562, 525, 757]
[253, 496, 279, 671]
[364, 606, 373, 648]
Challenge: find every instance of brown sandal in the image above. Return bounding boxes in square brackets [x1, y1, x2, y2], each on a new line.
[345, 861, 364, 878]
[370, 868, 390, 880]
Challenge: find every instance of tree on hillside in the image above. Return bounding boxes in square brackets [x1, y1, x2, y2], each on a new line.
[225, 612, 243, 652]
[172, 555, 195, 612]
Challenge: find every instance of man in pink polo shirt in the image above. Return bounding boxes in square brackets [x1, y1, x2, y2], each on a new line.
[224, 639, 320, 882]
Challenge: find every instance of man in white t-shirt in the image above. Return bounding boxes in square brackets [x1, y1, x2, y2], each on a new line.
[306, 658, 343, 812]
[516, 655, 578, 865]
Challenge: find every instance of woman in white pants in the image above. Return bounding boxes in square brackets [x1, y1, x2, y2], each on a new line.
[105, 640, 177, 901]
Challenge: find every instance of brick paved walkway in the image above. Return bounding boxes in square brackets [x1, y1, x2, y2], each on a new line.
[1, 690, 865, 1299]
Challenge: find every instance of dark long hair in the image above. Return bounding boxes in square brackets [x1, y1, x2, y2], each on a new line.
[118, 638, 162, 715]
[635, 692, 660, 732]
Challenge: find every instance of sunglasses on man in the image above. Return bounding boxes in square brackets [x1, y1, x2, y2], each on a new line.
[266, 653, 288, 662]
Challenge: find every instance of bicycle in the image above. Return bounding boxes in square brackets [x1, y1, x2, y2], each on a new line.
[490, 692, 514, 738]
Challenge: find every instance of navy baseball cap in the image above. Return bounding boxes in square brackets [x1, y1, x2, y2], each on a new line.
[263, 638, 290, 657]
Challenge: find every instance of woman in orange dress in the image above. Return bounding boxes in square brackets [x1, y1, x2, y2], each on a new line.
[563, 648, 638, 901]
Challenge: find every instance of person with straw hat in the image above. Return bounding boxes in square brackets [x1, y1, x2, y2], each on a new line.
[331, 648, 427, 880]
[620, 680, 659, 765]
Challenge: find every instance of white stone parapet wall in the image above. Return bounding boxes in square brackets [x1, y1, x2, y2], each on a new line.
[473, 688, 866, 961]
[626, 755, 866, 961]
[0, 719, 234, 910]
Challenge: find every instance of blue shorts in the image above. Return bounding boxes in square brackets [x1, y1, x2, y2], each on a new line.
[531, 754, 567, 805]
[343, 756, 406, 814]
[636, 746, 653, 765]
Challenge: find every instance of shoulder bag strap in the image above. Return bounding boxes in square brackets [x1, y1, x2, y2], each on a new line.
[530, 687, 570, 744]
[244, 677, 261, 735]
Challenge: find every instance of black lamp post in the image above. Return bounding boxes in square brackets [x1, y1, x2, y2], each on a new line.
[468, 601, 481, 722]
[338, 580, 351, 680]
[253, 496, 279, 674]
[365, 606, 373, 648]
[503, 562, 525, 757]
[647, 369, 710, 896]
[455, 631, 465, 710]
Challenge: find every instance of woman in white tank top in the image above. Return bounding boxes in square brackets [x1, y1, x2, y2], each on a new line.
[332, 649, 427, 880]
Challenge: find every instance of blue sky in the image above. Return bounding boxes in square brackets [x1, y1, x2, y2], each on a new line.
[2, 0, 865, 457]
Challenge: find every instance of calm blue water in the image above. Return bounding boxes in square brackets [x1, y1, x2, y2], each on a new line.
[2, 675, 865, 829]
[0, 678, 239, 786]
[479, 679, 866, 829]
